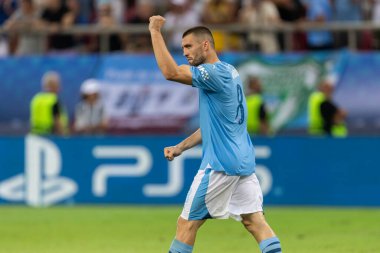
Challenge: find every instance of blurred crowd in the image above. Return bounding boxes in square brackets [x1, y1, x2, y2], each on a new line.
[30, 72, 108, 136]
[1, 0, 380, 55]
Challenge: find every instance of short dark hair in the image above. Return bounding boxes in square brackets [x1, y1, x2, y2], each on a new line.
[182, 26, 215, 48]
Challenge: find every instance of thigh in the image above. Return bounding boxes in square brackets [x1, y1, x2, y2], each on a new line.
[229, 173, 263, 220]
[181, 169, 239, 220]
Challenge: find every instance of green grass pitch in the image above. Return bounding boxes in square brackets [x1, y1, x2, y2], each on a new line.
[0, 206, 379, 253]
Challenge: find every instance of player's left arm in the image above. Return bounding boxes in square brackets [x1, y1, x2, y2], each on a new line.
[149, 15, 192, 85]
[164, 128, 201, 161]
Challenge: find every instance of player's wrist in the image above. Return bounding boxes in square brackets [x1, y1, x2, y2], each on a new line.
[149, 28, 161, 34]
[175, 144, 184, 153]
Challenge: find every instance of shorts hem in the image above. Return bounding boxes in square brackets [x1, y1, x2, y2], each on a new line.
[229, 209, 264, 221]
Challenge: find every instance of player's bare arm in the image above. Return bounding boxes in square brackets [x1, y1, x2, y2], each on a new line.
[164, 128, 201, 161]
[149, 15, 192, 85]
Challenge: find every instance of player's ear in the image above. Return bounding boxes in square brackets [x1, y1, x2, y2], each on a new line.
[203, 40, 209, 51]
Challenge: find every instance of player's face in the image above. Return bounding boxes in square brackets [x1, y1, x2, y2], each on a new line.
[182, 34, 206, 66]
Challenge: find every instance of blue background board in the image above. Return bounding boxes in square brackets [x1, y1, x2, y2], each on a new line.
[253, 137, 380, 206]
[334, 52, 380, 129]
[0, 137, 24, 177]
[57, 136, 200, 204]
[0, 136, 379, 206]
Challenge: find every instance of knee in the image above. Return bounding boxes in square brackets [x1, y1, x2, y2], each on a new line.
[177, 217, 198, 233]
[242, 218, 256, 233]
[241, 213, 267, 233]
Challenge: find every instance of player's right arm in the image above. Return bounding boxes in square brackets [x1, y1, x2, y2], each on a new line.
[149, 15, 192, 85]
[164, 128, 201, 161]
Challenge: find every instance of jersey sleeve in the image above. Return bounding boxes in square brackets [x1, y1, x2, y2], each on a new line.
[190, 64, 221, 92]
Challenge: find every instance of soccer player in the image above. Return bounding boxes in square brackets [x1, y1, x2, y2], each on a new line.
[149, 15, 282, 253]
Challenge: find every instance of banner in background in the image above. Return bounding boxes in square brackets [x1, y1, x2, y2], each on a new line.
[236, 57, 325, 131]
[94, 54, 198, 133]
[0, 51, 379, 134]
[99, 82, 198, 133]
[0, 135, 379, 207]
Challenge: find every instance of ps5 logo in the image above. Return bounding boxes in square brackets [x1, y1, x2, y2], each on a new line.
[91, 146, 272, 197]
[0, 135, 77, 207]
[0, 136, 272, 205]
[255, 146, 273, 196]
[92, 146, 202, 198]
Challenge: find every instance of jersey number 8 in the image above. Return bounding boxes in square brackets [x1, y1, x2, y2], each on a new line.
[235, 84, 244, 125]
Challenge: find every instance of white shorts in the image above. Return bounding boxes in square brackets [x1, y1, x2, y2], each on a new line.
[180, 168, 263, 221]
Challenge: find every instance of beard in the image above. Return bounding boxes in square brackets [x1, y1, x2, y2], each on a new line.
[189, 54, 206, 66]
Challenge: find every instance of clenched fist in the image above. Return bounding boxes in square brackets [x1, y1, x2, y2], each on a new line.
[149, 15, 166, 32]
[164, 145, 182, 161]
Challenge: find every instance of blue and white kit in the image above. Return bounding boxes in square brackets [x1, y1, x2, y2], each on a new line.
[181, 62, 263, 221]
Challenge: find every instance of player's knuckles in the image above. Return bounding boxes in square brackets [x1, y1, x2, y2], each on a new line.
[164, 149, 174, 157]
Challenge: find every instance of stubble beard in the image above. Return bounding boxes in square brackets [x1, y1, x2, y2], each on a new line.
[189, 54, 206, 66]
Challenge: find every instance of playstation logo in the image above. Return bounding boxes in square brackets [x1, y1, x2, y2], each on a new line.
[0, 135, 77, 207]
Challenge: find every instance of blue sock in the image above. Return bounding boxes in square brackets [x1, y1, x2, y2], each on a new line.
[168, 239, 193, 253]
[259, 236, 282, 253]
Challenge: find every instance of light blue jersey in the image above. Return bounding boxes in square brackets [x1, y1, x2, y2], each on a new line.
[191, 61, 255, 176]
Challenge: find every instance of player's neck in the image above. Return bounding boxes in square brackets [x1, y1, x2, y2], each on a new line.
[205, 53, 220, 64]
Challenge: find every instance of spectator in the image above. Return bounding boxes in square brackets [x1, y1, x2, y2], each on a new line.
[40, 0, 77, 52]
[30, 71, 69, 136]
[32, 0, 46, 10]
[245, 76, 270, 135]
[371, 0, 380, 49]
[76, 0, 95, 24]
[125, 0, 155, 52]
[0, 0, 17, 55]
[273, 0, 306, 50]
[127, 0, 154, 24]
[202, 0, 239, 51]
[202, 0, 236, 24]
[308, 79, 348, 137]
[239, 0, 281, 53]
[164, 0, 200, 51]
[74, 79, 107, 135]
[333, 0, 370, 49]
[91, 1, 123, 52]
[63, 0, 81, 26]
[303, 0, 334, 50]
[274, 0, 305, 21]
[333, 0, 362, 22]
[0, 0, 16, 25]
[373, 0, 380, 23]
[96, 0, 124, 24]
[4, 0, 44, 55]
[85, 1, 123, 52]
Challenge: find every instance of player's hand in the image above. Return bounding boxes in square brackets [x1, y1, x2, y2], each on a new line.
[164, 145, 182, 161]
[149, 15, 166, 32]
